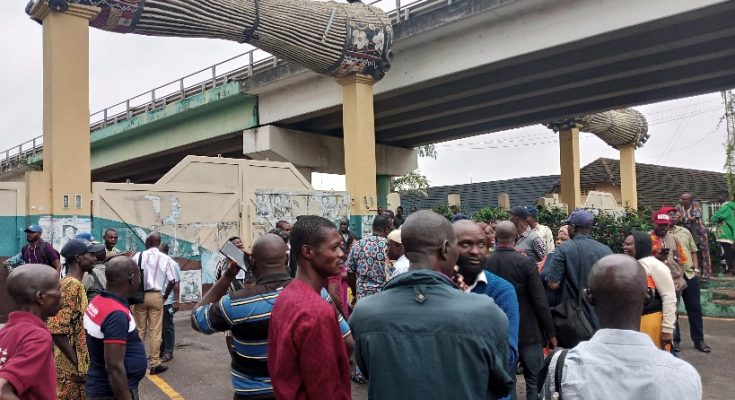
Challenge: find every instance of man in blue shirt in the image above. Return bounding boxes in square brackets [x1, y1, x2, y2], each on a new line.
[453, 220, 520, 371]
[84, 257, 147, 400]
[350, 211, 514, 400]
[544, 209, 613, 346]
[191, 233, 351, 400]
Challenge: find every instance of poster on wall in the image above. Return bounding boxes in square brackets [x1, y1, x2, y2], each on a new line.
[179, 270, 202, 303]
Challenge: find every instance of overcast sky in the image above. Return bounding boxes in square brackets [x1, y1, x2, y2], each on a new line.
[1, 6, 730, 192]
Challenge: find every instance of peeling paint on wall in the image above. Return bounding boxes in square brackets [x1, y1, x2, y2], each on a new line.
[253, 190, 350, 238]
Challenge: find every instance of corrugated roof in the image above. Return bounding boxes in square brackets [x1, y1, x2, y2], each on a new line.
[401, 158, 726, 212]
[401, 175, 560, 213]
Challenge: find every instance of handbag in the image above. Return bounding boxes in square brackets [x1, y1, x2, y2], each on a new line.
[549, 241, 595, 348]
[128, 252, 146, 305]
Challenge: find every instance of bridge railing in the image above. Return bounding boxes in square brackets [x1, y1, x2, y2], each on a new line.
[2, 0, 447, 171]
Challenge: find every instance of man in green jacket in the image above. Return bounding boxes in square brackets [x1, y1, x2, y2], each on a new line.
[711, 191, 735, 275]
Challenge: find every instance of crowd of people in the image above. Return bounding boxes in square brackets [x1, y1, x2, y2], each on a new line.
[1, 189, 733, 399]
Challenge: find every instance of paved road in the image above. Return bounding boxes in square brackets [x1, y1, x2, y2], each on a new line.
[140, 314, 732, 399]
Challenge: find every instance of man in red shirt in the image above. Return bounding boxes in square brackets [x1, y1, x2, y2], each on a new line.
[268, 216, 351, 400]
[0, 264, 62, 399]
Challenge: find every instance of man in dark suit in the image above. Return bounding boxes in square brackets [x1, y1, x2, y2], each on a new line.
[484, 221, 557, 400]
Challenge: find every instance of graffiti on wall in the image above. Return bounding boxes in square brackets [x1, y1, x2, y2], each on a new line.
[252, 190, 350, 239]
[38, 215, 92, 254]
[179, 269, 202, 303]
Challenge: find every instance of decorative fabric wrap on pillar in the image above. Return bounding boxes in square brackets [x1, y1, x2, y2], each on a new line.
[545, 108, 650, 149]
[28, 0, 394, 80]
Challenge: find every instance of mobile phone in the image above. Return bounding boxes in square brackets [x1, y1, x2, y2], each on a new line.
[220, 241, 251, 272]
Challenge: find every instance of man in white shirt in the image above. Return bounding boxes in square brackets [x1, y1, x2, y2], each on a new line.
[526, 206, 555, 253]
[542, 254, 701, 400]
[132, 232, 177, 375]
[386, 229, 409, 278]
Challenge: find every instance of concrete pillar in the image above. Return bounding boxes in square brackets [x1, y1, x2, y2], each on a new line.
[338, 74, 378, 234]
[387, 193, 401, 213]
[29, 2, 100, 217]
[376, 175, 391, 209]
[619, 144, 638, 210]
[559, 127, 582, 210]
[498, 193, 510, 211]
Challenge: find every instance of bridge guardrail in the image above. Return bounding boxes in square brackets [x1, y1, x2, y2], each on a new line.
[1, 0, 447, 171]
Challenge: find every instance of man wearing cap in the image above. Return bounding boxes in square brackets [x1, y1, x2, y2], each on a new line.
[508, 206, 548, 263]
[48, 238, 104, 399]
[544, 210, 612, 341]
[654, 209, 711, 354]
[20, 224, 61, 271]
[525, 206, 555, 253]
[386, 229, 409, 278]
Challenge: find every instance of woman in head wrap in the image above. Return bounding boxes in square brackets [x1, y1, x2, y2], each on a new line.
[623, 231, 677, 350]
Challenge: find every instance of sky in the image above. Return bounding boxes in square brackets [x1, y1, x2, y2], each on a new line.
[1, 5, 730, 192]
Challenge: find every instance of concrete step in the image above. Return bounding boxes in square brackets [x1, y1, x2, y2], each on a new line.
[705, 276, 735, 289]
[711, 289, 735, 301]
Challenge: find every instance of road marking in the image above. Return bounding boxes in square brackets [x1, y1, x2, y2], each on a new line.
[147, 374, 185, 400]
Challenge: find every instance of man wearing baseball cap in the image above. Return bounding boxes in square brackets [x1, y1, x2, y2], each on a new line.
[508, 206, 548, 263]
[543, 209, 613, 347]
[20, 224, 61, 272]
[652, 208, 710, 353]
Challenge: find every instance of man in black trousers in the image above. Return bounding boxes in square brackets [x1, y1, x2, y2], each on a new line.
[485, 221, 557, 400]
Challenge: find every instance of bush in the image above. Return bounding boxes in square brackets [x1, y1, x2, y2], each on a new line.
[473, 207, 508, 223]
[431, 203, 454, 220]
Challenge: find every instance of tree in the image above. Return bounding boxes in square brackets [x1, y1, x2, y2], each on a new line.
[391, 170, 431, 197]
[722, 90, 735, 198]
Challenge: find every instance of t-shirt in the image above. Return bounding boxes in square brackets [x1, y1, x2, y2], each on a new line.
[192, 274, 351, 398]
[0, 311, 57, 400]
[84, 292, 147, 396]
[20, 240, 59, 267]
[268, 279, 351, 400]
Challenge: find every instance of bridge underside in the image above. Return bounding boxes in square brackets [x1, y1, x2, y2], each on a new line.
[278, 1, 735, 147]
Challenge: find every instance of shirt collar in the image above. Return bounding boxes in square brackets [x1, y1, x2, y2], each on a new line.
[256, 272, 292, 285]
[519, 226, 532, 238]
[591, 328, 657, 346]
[464, 270, 487, 293]
[100, 290, 130, 306]
[8, 311, 46, 329]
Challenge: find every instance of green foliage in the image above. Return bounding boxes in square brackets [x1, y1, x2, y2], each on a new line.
[537, 206, 653, 254]
[473, 207, 508, 222]
[536, 206, 569, 232]
[431, 203, 454, 220]
[391, 170, 431, 197]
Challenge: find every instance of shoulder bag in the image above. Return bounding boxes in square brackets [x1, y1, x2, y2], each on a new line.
[128, 252, 146, 305]
[549, 241, 595, 348]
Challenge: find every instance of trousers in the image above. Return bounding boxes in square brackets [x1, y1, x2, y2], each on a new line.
[518, 342, 545, 400]
[160, 304, 176, 355]
[132, 291, 164, 367]
[674, 275, 704, 344]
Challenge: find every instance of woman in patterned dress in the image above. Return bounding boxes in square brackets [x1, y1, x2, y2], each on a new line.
[48, 239, 104, 400]
[678, 193, 712, 279]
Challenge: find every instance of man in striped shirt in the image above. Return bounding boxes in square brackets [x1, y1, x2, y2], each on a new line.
[192, 233, 352, 400]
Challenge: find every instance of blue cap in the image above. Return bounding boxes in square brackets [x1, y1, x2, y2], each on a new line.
[24, 224, 42, 233]
[563, 209, 594, 228]
[75, 232, 95, 241]
[525, 205, 538, 218]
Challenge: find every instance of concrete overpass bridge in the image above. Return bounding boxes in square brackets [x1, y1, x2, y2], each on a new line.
[3, 0, 735, 183]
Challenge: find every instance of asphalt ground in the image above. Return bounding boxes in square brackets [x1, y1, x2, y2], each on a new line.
[139, 314, 733, 399]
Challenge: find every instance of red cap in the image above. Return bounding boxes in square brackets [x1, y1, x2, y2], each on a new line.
[652, 211, 672, 225]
